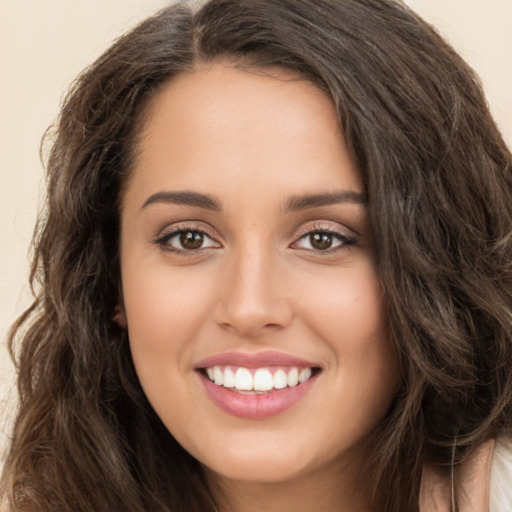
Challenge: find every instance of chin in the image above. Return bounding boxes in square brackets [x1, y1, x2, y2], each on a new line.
[196, 434, 325, 485]
[205, 456, 313, 485]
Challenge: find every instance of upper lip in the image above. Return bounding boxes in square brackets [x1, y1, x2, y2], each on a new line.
[194, 350, 321, 369]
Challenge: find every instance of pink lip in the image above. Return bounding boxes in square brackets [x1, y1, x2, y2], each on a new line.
[198, 373, 319, 419]
[195, 350, 321, 420]
[194, 350, 320, 369]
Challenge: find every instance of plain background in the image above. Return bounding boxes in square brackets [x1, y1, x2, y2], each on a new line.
[1, 0, 511, 463]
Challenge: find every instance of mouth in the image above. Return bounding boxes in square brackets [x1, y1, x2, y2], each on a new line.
[195, 351, 322, 419]
[201, 365, 321, 394]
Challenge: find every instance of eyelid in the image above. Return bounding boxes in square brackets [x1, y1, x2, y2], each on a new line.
[152, 220, 358, 253]
[290, 221, 358, 252]
[293, 220, 357, 240]
[153, 221, 222, 252]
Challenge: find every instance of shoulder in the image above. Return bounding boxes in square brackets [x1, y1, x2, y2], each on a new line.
[490, 436, 512, 511]
[420, 438, 497, 512]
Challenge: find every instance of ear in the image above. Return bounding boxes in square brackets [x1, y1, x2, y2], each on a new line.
[113, 303, 127, 328]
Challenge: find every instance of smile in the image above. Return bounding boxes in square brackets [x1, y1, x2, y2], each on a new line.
[195, 351, 322, 419]
[205, 365, 314, 393]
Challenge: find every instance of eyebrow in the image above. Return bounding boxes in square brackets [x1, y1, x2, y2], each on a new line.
[141, 189, 367, 213]
[141, 191, 222, 211]
[283, 191, 368, 212]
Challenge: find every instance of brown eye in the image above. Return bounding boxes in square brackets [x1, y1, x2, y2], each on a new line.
[156, 228, 220, 252]
[292, 228, 356, 253]
[310, 232, 334, 250]
[180, 231, 204, 250]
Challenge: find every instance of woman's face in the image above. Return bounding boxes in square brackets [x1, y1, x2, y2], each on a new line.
[119, 62, 400, 486]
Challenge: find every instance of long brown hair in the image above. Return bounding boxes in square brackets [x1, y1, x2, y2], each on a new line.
[2, 1, 512, 510]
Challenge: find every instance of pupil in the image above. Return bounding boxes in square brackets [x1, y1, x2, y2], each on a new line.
[311, 232, 332, 250]
[180, 231, 204, 250]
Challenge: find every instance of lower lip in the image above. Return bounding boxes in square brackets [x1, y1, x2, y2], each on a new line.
[198, 371, 319, 419]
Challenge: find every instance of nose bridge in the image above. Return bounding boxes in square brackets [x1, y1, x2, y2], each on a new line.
[215, 238, 292, 336]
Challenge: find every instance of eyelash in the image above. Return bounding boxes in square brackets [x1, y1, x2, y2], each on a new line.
[290, 225, 357, 253]
[154, 223, 357, 254]
[154, 223, 220, 253]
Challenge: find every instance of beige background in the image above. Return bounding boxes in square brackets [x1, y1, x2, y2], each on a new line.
[1, 0, 511, 462]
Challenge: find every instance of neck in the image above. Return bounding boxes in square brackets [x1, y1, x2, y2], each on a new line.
[205, 455, 376, 512]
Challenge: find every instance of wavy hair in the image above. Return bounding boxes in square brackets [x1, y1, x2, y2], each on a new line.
[2, 0, 512, 510]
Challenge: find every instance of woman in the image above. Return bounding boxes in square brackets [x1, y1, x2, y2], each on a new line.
[1, 0, 511, 510]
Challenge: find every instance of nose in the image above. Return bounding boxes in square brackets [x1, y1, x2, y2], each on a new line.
[213, 245, 293, 339]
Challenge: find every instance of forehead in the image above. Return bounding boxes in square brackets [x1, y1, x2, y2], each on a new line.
[124, 62, 362, 209]
[143, 61, 336, 126]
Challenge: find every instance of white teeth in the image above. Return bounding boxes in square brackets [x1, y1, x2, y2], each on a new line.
[213, 366, 224, 386]
[205, 365, 315, 392]
[253, 368, 274, 391]
[273, 369, 288, 389]
[223, 367, 235, 388]
[234, 367, 253, 391]
[299, 368, 312, 383]
[287, 367, 299, 387]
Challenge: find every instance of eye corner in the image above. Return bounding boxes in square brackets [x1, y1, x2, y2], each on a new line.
[290, 224, 359, 254]
[153, 222, 222, 254]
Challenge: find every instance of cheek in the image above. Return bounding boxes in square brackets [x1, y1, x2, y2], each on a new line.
[122, 263, 215, 358]
[122, 267, 210, 431]
[299, 259, 399, 420]
[299, 259, 389, 352]
[121, 262, 220, 428]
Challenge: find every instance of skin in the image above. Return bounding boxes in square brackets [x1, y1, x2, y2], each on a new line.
[119, 62, 401, 512]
